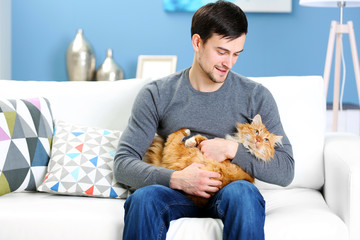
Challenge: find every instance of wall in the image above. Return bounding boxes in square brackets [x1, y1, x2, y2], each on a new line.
[12, 0, 360, 105]
[0, 0, 11, 79]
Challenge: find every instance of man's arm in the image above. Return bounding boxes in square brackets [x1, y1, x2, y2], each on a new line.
[113, 84, 174, 189]
[198, 85, 294, 187]
[234, 85, 294, 187]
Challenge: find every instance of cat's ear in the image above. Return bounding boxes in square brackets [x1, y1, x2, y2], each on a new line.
[274, 135, 283, 146]
[252, 114, 262, 124]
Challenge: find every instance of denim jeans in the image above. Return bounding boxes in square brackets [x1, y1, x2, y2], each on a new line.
[123, 180, 265, 240]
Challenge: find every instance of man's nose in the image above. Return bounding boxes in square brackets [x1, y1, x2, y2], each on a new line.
[223, 56, 235, 69]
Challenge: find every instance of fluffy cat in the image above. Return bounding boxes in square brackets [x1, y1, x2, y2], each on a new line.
[144, 114, 283, 207]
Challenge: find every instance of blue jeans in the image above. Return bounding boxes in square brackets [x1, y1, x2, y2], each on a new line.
[123, 180, 265, 240]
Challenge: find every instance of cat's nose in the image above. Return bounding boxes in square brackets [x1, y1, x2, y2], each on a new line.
[255, 136, 261, 143]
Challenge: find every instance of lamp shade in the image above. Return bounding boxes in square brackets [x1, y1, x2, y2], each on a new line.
[299, 0, 360, 7]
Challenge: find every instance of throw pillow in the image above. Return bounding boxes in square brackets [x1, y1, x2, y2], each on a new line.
[37, 120, 129, 198]
[0, 97, 53, 196]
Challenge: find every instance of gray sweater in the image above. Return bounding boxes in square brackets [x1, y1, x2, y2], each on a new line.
[114, 68, 294, 188]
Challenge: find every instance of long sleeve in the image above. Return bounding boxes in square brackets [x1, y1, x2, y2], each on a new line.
[231, 85, 294, 187]
[113, 83, 174, 189]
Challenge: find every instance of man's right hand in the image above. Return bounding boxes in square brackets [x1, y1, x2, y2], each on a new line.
[169, 163, 222, 198]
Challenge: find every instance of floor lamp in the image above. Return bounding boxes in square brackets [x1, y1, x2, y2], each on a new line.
[300, 0, 360, 131]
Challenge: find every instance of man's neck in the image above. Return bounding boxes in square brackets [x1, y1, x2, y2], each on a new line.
[188, 66, 224, 93]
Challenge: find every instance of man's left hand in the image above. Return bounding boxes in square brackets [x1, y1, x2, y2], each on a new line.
[198, 138, 238, 162]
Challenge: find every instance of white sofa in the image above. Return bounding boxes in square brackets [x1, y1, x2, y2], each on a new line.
[0, 76, 359, 240]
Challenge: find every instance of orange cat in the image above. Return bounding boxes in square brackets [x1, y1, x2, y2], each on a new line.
[144, 114, 283, 207]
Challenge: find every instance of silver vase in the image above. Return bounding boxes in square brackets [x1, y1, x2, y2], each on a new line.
[66, 29, 95, 81]
[96, 49, 124, 81]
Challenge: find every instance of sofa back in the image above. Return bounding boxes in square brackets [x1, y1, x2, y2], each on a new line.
[0, 76, 326, 190]
[0, 79, 149, 131]
[251, 76, 326, 190]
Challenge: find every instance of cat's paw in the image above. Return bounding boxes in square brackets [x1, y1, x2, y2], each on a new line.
[185, 136, 197, 148]
[184, 129, 191, 136]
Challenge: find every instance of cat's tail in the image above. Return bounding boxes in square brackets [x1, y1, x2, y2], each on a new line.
[144, 135, 164, 166]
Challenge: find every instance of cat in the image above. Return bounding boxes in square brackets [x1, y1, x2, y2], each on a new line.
[144, 114, 283, 207]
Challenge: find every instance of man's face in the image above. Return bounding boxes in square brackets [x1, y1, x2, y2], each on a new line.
[196, 33, 246, 84]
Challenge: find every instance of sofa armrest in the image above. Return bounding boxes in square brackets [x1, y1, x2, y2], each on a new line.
[324, 133, 360, 240]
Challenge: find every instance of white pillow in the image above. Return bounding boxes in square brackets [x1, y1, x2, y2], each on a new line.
[38, 120, 129, 198]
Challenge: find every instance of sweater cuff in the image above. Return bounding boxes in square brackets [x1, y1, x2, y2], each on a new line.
[156, 167, 175, 187]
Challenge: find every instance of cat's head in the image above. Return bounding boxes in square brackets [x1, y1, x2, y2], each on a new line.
[235, 114, 283, 161]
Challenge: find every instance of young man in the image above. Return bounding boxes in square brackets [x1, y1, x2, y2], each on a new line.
[114, 1, 294, 239]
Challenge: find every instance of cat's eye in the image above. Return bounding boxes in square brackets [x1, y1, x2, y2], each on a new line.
[255, 130, 259, 135]
[264, 138, 269, 142]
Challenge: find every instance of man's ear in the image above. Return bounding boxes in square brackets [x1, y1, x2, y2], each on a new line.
[192, 34, 202, 52]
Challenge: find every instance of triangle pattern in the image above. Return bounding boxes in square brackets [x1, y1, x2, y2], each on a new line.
[0, 172, 11, 196]
[31, 138, 50, 166]
[67, 153, 81, 159]
[110, 187, 118, 198]
[3, 141, 30, 171]
[71, 167, 80, 181]
[3, 168, 29, 191]
[51, 182, 59, 192]
[85, 185, 94, 195]
[75, 143, 84, 152]
[89, 156, 98, 167]
[0, 98, 53, 195]
[16, 113, 37, 138]
[25, 171, 36, 191]
[25, 98, 41, 112]
[37, 115, 51, 138]
[37, 120, 128, 199]
[4, 112, 16, 137]
[23, 100, 41, 134]
[72, 132, 84, 137]
[0, 102, 15, 112]
[0, 126, 10, 141]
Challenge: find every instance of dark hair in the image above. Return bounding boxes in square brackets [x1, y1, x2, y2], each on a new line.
[191, 1, 248, 44]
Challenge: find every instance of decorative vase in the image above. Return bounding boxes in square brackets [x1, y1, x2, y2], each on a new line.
[96, 49, 124, 81]
[66, 29, 95, 81]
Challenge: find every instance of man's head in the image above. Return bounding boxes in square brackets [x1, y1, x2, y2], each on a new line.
[190, 1, 247, 88]
[191, 1, 248, 44]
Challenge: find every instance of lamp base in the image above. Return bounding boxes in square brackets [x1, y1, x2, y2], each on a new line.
[323, 21, 360, 131]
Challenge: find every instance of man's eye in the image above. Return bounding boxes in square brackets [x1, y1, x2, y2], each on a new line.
[218, 51, 226, 55]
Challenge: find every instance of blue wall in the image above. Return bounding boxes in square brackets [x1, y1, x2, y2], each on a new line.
[12, 0, 360, 105]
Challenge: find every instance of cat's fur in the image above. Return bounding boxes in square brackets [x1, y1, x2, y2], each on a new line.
[144, 114, 283, 207]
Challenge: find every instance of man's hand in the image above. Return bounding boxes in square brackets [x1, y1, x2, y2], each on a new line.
[198, 138, 238, 162]
[170, 163, 222, 198]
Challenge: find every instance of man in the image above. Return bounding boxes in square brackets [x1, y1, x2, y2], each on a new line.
[114, 1, 294, 239]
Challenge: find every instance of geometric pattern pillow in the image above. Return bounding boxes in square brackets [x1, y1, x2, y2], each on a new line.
[0, 98, 53, 196]
[37, 120, 129, 199]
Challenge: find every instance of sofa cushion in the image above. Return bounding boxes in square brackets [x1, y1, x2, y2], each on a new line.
[0, 192, 126, 240]
[37, 120, 129, 198]
[167, 189, 348, 240]
[0, 97, 53, 196]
